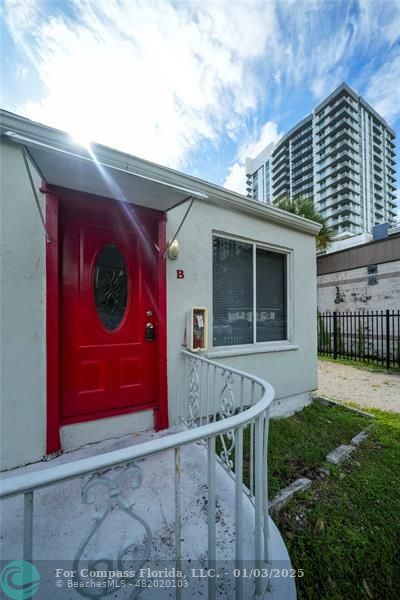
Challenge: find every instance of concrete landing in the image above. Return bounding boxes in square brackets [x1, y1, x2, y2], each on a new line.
[1, 432, 295, 599]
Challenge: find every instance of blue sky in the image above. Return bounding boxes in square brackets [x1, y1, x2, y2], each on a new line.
[1, 0, 399, 207]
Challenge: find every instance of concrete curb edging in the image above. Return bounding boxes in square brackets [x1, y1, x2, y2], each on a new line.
[313, 394, 375, 418]
[269, 477, 312, 512]
[326, 430, 370, 465]
[326, 444, 355, 465]
[269, 422, 371, 511]
[350, 430, 370, 446]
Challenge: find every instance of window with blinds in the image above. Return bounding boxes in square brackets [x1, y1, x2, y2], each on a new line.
[212, 236, 287, 347]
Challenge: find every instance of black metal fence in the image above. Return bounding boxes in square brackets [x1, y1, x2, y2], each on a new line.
[318, 310, 400, 369]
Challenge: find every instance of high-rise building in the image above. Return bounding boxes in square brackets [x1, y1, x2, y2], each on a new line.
[245, 143, 274, 203]
[245, 83, 397, 244]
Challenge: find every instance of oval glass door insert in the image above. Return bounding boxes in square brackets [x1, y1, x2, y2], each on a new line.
[94, 245, 128, 331]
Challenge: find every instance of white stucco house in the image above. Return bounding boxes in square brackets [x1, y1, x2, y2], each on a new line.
[0, 110, 319, 599]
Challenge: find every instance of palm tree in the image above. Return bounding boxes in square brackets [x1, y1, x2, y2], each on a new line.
[273, 195, 334, 252]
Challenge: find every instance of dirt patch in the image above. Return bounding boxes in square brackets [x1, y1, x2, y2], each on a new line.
[317, 360, 400, 413]
[287, 458, 323, 481]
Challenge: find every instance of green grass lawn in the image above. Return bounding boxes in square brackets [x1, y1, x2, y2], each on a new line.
[268, 401, 370, 497]
[269, 403, 400, 600]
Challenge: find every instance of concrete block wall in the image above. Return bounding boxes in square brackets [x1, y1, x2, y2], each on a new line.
[317, 260, 400, 312]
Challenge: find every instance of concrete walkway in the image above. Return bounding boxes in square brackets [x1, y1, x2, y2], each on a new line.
[1, 432, 294, 600]
[317, 360, 400, 413]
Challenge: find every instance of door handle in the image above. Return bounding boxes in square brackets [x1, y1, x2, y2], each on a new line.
[145, 322, 155, 341]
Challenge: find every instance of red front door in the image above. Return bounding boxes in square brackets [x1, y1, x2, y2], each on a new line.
[60, 195, 161, 423]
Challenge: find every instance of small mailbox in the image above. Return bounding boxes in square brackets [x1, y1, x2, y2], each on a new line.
[186, 307, 208, 352]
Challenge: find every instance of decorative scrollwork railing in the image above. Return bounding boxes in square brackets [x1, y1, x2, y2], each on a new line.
[180, 351, 267, 485]
[72, 463, 152, 598]
[0, 350, 274, 600]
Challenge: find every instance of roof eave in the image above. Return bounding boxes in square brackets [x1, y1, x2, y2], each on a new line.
[0, 109, 320, 237]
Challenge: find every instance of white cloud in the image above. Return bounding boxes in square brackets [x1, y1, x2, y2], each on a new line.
[237, 121, 281, 163]
[224, 162, 248, 196]
[3, 0, 400, 181]
[307, 0, 400, 101]
[359, 0, 400, 47]
[15, 64, 28, 80]
[365, 49, 400, 124]
[311, 67, 347, 102]
[224, 120, 281, 194]
[2, 0, 278, 169]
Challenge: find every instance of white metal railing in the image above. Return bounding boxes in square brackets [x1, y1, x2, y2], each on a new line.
[0, 350, 275, 599]
[179, 350, 275, 598]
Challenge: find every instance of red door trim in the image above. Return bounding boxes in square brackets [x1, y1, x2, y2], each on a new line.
[155, 217, 169, 431]
[44, 185, 169, 453]
[45, 191, 61, 453]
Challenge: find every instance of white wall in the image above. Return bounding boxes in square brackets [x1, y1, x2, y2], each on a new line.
[0, 138, 318, 470]
[0, 140, 47, 470]
[166, 199, 318, 423]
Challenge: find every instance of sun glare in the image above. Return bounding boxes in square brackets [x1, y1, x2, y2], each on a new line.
[68, 125, 92, 150]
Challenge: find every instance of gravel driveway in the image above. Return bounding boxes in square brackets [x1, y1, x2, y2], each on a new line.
[317, 360, 400, 413]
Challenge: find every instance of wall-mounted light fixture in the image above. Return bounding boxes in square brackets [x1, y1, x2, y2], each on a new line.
[167, 239, 180, 260]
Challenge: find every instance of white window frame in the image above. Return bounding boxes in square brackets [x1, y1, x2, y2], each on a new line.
[210, 232, 295, 355]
